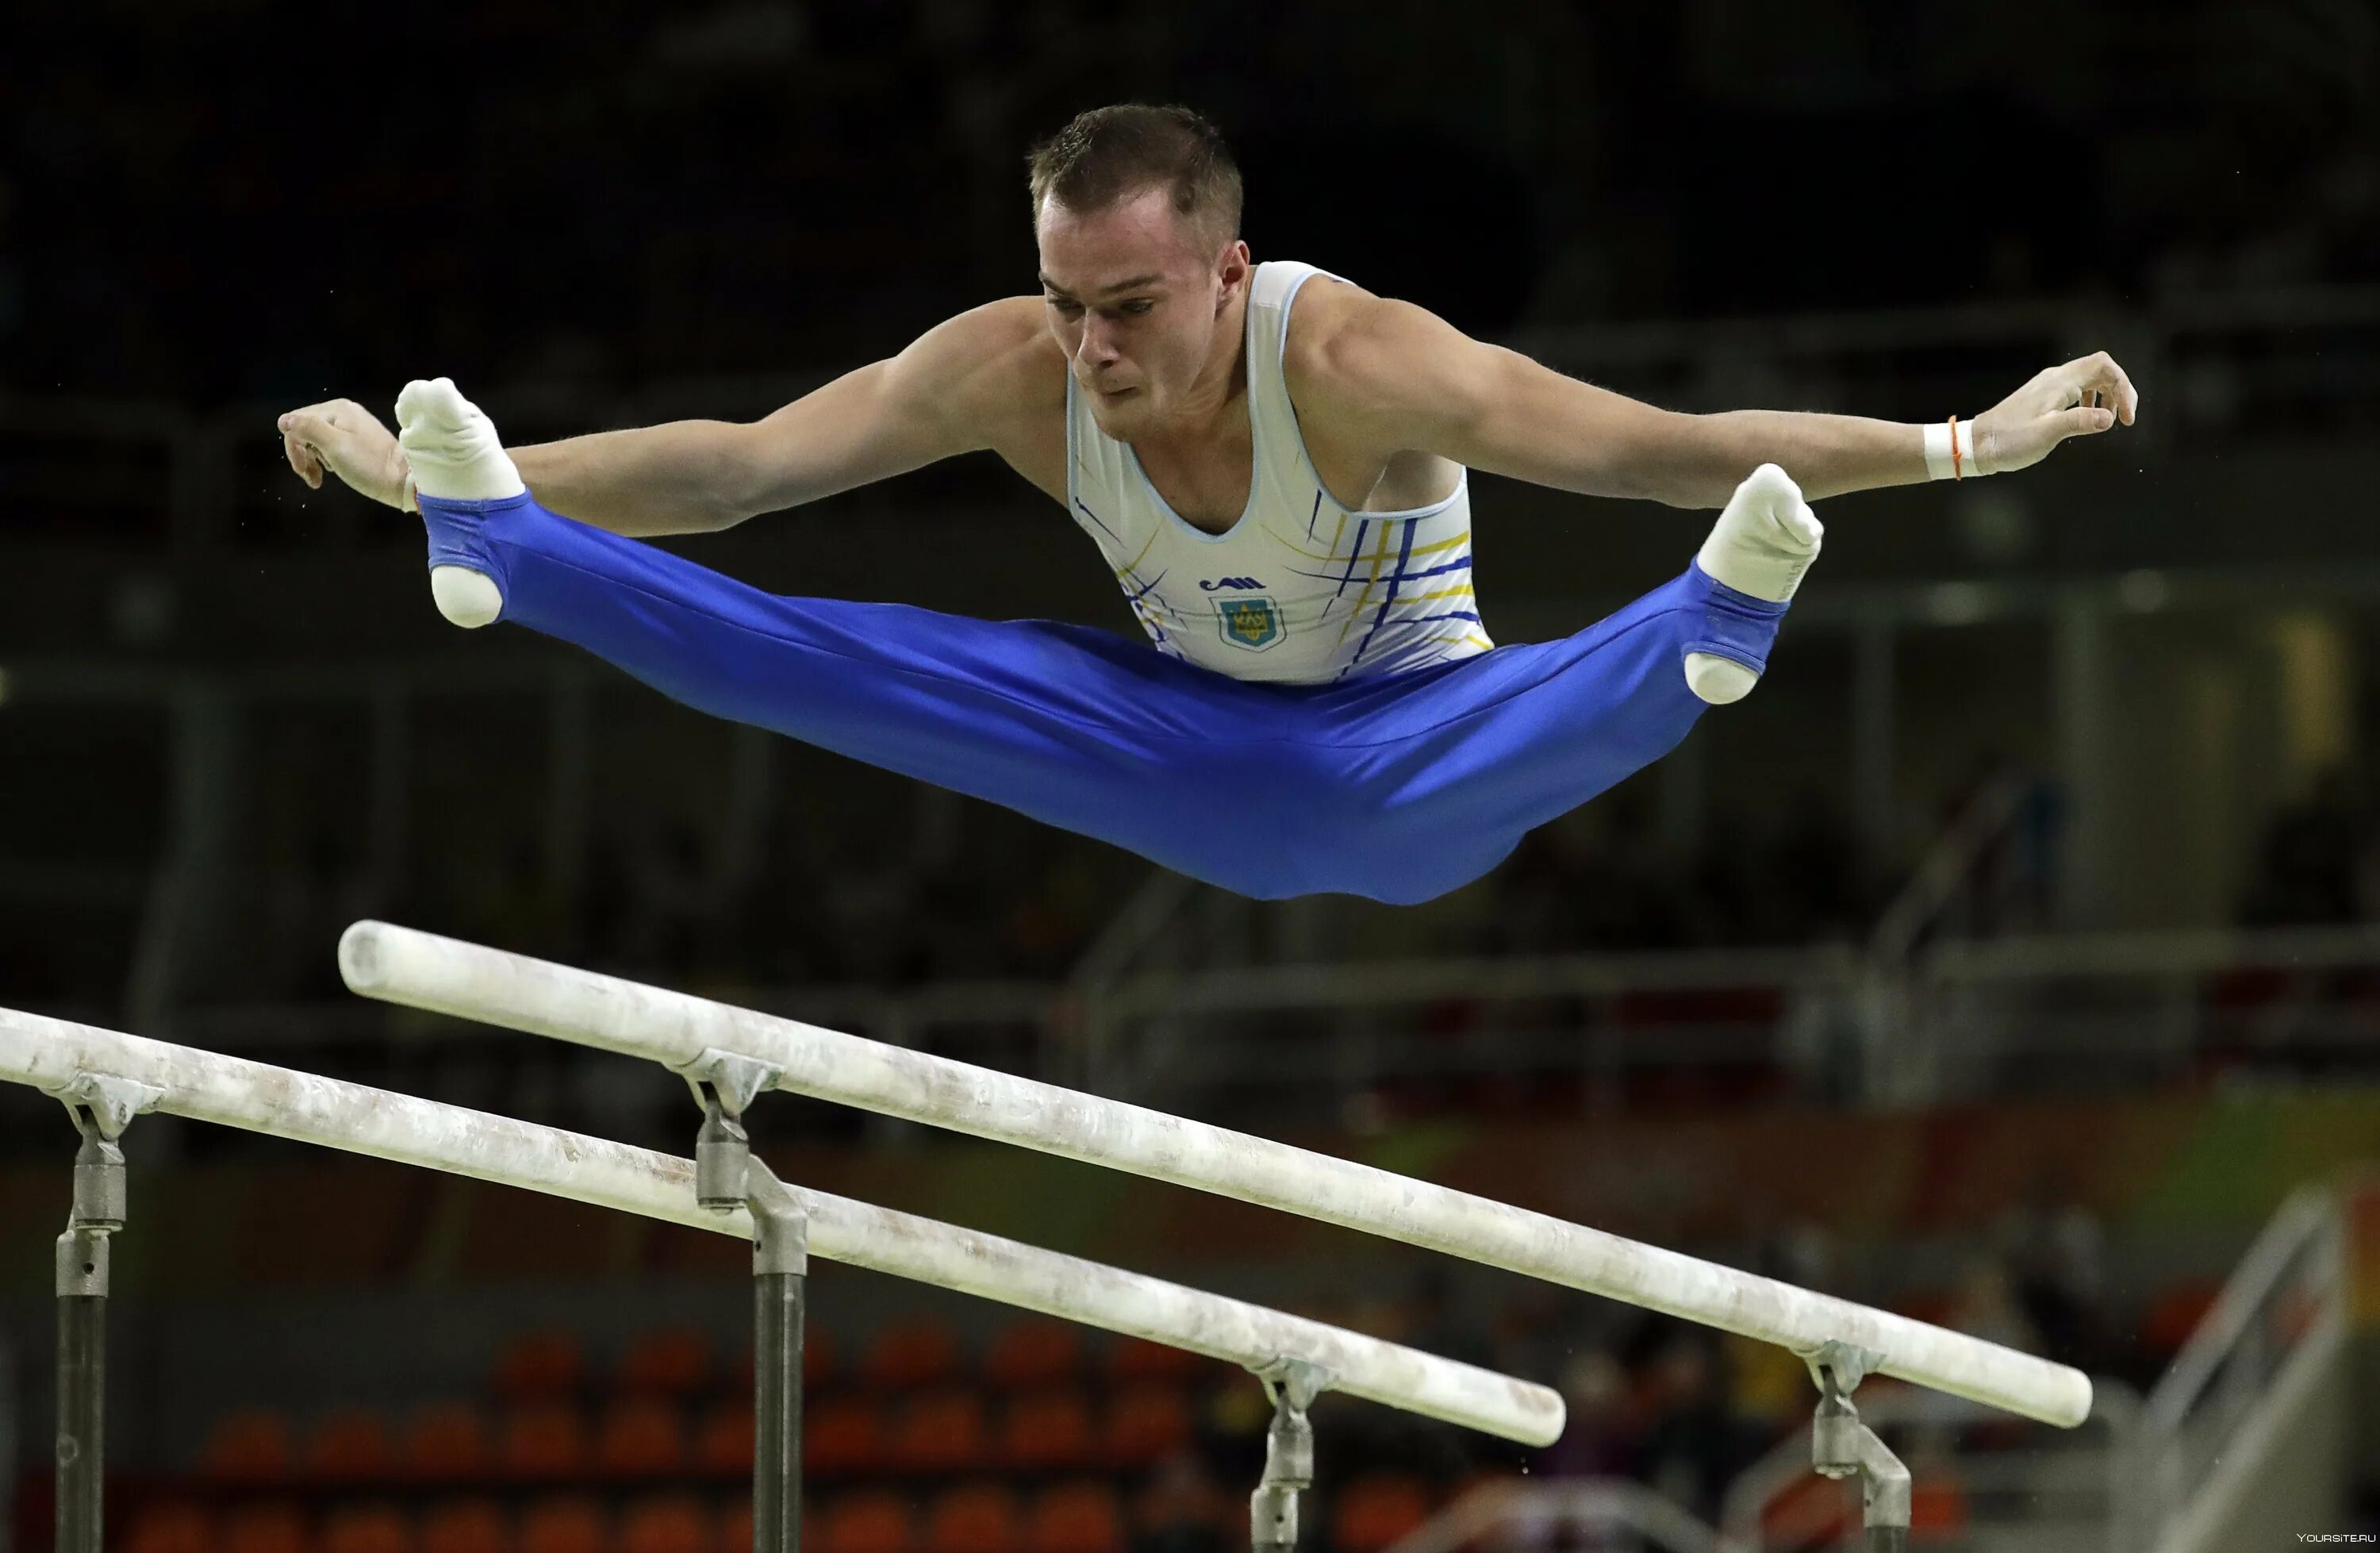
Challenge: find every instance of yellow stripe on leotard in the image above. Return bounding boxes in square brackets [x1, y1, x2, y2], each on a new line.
[1262, 521, 1472, 567]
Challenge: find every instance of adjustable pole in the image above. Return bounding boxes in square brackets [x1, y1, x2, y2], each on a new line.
[1250, 1360, 1326, 1553]
[47, 1074, 155, 1553]
[689, 1063, 804, 1553]
[1806, 1341, 1912, 1553]
[747, 1164, 808, 1553]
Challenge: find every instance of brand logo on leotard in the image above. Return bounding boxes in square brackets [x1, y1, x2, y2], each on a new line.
[1216, 597, 1284, 651]
[1199, 576, 1267, 591]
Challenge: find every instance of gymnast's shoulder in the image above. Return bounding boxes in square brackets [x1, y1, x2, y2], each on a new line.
[1278, 272, 1486, 441]
[888, 297, 1067, 423]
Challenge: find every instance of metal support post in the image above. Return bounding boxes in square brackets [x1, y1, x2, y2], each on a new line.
[45, 1074, 158, 1553]
[1804, 1341, 1912, 1553]
[1250, 1359, 1327, 1552]
[684, 1053, 801, 1553]
[747, 1165, 808, 1553]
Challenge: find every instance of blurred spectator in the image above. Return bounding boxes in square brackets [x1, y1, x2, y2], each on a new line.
[1946, 1257, 2044, 1358]
[1534, 1348, 1640, 1481]
[1998, 1171, 2120, 1377]
[1632, 1333, 1756, 1523]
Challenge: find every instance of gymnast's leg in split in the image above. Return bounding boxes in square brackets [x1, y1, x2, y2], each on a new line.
[395, 378, 1820, 905]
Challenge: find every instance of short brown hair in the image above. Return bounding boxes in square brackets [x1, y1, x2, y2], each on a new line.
[1027, 104, 1242, 248]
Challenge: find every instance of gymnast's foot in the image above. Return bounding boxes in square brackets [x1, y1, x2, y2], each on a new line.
[1684, 463, 1823, 705]
[395, 377, 523, 628]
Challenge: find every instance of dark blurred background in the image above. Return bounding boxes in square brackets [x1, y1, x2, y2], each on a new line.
[3, 3, 2378, 1551]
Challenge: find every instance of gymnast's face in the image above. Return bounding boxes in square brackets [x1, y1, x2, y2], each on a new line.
[1035, 187, 1250, 440]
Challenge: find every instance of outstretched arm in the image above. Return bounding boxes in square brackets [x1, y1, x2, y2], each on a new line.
[1296, 286, 2139, 509]
[278, 299, 1054, 536]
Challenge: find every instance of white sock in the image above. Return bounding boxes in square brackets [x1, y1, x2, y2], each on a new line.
[395, 378, 518, 629]
[396, 377, 525, 501]
[1684, 463, 1823, 705]
[1697, 463, 1821, 602]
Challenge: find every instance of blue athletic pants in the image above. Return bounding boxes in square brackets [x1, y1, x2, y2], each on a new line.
[419, 493, 1788, 904]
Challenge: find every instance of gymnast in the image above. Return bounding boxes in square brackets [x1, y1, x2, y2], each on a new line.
[277, 104, 2137, 905]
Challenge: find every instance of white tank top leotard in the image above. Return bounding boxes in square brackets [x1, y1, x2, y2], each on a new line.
[1064, 260, 1492, 685]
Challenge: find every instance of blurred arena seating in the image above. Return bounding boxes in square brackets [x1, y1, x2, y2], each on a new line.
[118, 1316, 1243, 1553]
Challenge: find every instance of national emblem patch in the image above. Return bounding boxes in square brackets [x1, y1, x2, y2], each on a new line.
[1216, 596, 1284, 651]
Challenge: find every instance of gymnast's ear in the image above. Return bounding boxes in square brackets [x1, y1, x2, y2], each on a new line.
[1215, 239, 1251, 312]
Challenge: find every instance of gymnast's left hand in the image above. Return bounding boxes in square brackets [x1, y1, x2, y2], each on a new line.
[1970, 352, 2140, 476]
[277, 398, 414, 510]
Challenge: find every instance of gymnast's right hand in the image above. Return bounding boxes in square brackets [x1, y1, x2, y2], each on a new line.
[277, 399, 414, 511]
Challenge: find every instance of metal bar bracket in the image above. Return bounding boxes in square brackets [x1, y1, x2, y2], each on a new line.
[693, 1094, 753, 1213]
[672, 1048, 783, 1118]
[1250, 1358, 1330, 1552]
[678, 1051, 782, 1213]
[747, 1163, 812, 1278]
[48, 1072, 155, 1294]
[46, 1072, 163, 1147]
[1798, 1337, 1885, 1396]
[1808, 1343, 1913, 1551]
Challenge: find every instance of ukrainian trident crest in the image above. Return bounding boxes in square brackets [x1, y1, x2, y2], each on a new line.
[1216, 596, 1284, 651]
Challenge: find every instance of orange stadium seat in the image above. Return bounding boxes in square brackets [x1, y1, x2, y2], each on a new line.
[202, 1411, 295, 1483]
[862, 1319, 961, 1391]
[418, 1500, 507, 1553]
[816, 1491, 913, 1553]
[518, 1497, 608, 1553]
[1130, 1463, 1232, 1550]
[499, 1403, 589, 1480]
[694, 1401, 755, 1475]
[1027, 1482, 1124, 1553]
[617, 1495, 712, 1553]
[888, 1390, 989, 1474]
[494, 1332, 585, 1402]
[996, 1390, 1095, 1470]
[1331, 1477, 1433, 1553]
[321, 1503, 413, 1553]
[397, 1404, 490, 1481]
[304, 1411, 393, 1482]
[594, 1397, 687, 1477]
[716, 1498, 752, 1553]
[1105, 1336, 1203, 1386]
[618, 1328, 712, 1396]
[123, 1501, 213, 1553]
[1104, 1384, 1192, 1467]
[804, 1397, 887, 1478]
[219, 1503, 308, 1553]
[923, 1484, 1020, 1553]
[1911, 1477, 1971, 1540]
[1761, 1469, 1850, 1546]
[983, 1321, 1083, 1390]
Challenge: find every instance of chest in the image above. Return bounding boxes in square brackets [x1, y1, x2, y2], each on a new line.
[1128, 410, 1459, 537]
[1130, 418, 1255, 534]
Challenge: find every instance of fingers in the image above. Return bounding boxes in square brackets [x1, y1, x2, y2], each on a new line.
[278, 399, 381, 488]
[282, 431, 324, 488]
[2056, 403, 2117, 442]
[2063, 352, 2139, 427]
[279, 411, 334, 489]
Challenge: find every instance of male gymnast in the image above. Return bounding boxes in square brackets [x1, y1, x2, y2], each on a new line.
[278, 104, 2137, 904]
